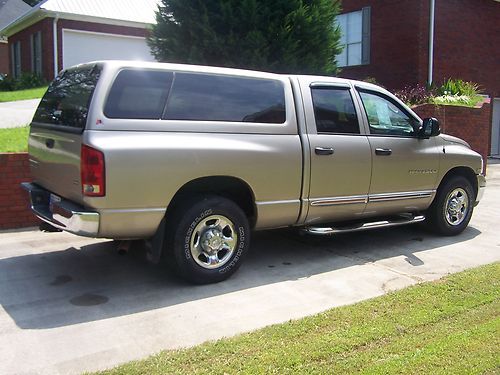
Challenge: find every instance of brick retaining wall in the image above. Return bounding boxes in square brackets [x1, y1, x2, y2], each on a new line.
[413, 99, 491, 170]
[0, 153, 40, 230]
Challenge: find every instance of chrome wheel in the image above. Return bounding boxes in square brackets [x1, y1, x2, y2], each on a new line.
[189, 215, 237, 269]
[444, 188, 469, 226]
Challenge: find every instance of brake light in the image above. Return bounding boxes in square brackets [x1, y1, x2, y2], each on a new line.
[81, 144, 105, 197]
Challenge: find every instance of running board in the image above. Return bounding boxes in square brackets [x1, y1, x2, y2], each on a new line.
[303, 215, 426, 236]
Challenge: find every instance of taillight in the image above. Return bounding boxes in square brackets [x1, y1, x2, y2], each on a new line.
[81, 144, 105, 197]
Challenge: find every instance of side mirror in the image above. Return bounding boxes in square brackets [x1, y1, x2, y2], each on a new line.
[419, 117, 440, 138]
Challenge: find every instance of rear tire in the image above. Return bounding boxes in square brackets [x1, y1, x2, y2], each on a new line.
[426, 176, 474, 236]
[166, 195, 250, 284]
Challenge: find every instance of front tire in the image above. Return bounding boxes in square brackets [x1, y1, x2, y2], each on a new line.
[426, 176, 474, 236]
[166, 195, 250, 284]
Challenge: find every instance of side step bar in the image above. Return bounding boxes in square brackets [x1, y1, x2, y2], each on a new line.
[303, 214, 426, 236]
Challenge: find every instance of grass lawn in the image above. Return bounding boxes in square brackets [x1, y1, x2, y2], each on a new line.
[0, 86, 47, 102]
[0, 126, 29, 153]
[98, 263, 499, 374]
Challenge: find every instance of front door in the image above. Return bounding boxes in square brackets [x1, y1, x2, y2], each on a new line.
[356, 89, 440, 216]
[302, 82, 372, 224]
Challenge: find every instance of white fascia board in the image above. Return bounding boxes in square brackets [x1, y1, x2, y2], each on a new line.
[45, 11, 153, 29]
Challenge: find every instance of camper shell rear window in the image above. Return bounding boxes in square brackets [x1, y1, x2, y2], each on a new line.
[33, 64, 102, 130]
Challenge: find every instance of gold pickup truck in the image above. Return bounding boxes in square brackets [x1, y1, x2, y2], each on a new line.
[22, 61, 485, 283]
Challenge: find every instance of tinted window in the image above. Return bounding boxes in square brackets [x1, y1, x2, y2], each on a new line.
[359, 91, 418, 136]
[33, 64, 101, 129]
[164, 73, 286, 123]
[104, 70, 173, 119]
[311, 87, 360, 134]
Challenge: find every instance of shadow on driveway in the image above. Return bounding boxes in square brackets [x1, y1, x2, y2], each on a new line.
[0, 224, 480, 329]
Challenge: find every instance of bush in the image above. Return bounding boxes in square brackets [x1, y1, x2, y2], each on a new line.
[430, 94, 483, 107]
[394, 78, 484, 108]
[0, 72, 47, 91]
[0, 74, 16, 90]
[437, 78, 482, 97]
[432, 78, 483, 107]
[394, 84, 434, 106]
[363, 77, 385, 88]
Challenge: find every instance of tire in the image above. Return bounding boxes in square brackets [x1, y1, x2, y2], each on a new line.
[426, 176, 475, 236]
[166, 195, 250, 284]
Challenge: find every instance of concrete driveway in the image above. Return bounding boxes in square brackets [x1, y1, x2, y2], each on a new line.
[0, 99, 40, 128]
[1, 164, 499, 375]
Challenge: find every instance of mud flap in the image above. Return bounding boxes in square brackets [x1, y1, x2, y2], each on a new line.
[146, 217, 166, 264]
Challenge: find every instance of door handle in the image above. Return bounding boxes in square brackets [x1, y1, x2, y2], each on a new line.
[45, 139, 55, 149]
[315, 147, 334, 155]
[375, 148, 392, 156]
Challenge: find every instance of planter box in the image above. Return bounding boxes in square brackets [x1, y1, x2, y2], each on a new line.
[0, 152, 40, 230]
[412, 99, 491, 171]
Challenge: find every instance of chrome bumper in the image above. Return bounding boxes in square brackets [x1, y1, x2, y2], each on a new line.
[475, 174, 486, 206]
[21, 182, 99, 237]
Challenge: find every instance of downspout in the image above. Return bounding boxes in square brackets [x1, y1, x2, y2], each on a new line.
[52, 16, 58, 78]
[428, 0, 435, 86]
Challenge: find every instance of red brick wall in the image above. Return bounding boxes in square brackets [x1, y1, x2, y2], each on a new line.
[339, 0, 500, 97]
[433, 0, 500, 98]
[339, 0, 429, 90]
[8, 17, 150, 81]
[413, 100, 492, 167]
[7, 18, 54, 80]
[0, 153, 40, 230]
[0, 42, 9, 74]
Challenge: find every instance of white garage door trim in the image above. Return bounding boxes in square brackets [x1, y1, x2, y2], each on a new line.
[62, 28, 156, 69]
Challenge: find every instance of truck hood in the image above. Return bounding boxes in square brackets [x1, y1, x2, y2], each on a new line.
[439, 133, 471, 149]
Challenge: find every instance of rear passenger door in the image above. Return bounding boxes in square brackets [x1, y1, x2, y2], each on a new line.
[302, 82, 372, 224]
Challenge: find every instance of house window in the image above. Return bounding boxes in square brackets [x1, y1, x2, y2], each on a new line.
[11, 41, 21, 78]
[31, 32, 42, 75]
[336, 7, 371, 67]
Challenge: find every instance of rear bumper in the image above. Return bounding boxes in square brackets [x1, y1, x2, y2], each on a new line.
[475, 174, 486, 206]
[21, 182, 99, 237]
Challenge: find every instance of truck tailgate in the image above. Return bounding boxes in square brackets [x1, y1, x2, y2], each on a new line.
[27, 63, 102, 204]
[28, 127, 84, 204]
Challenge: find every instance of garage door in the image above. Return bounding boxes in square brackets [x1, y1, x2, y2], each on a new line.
[62, 29, 156, 69]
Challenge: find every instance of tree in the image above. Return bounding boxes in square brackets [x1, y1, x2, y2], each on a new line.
[148, 0, 342, 75]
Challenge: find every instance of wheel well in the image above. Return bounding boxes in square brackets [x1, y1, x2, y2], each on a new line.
[166, 176, 256, 227]
[438, 167, 478, 198]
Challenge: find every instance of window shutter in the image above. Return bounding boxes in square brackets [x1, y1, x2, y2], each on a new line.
[36, 32, 42, 74]
[12, 42, 21, 78]
[361, 6, 371, 65]
[10, 43, 15, 77]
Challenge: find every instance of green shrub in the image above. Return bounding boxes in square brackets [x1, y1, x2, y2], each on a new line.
[437, 78, 482, 97]
[363, 77, 385, 87]
[0, 72, 47, 91]
[395, 84, 435, 106]
[432, 78, 483, 107]
[394, 78, 484, 108]
[431, 94, 483, 107]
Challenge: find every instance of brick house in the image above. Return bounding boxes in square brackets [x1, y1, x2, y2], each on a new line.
[336, 0, 500, 156]
[0, 0, 31, 75]
[0, 0, 159, 81]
